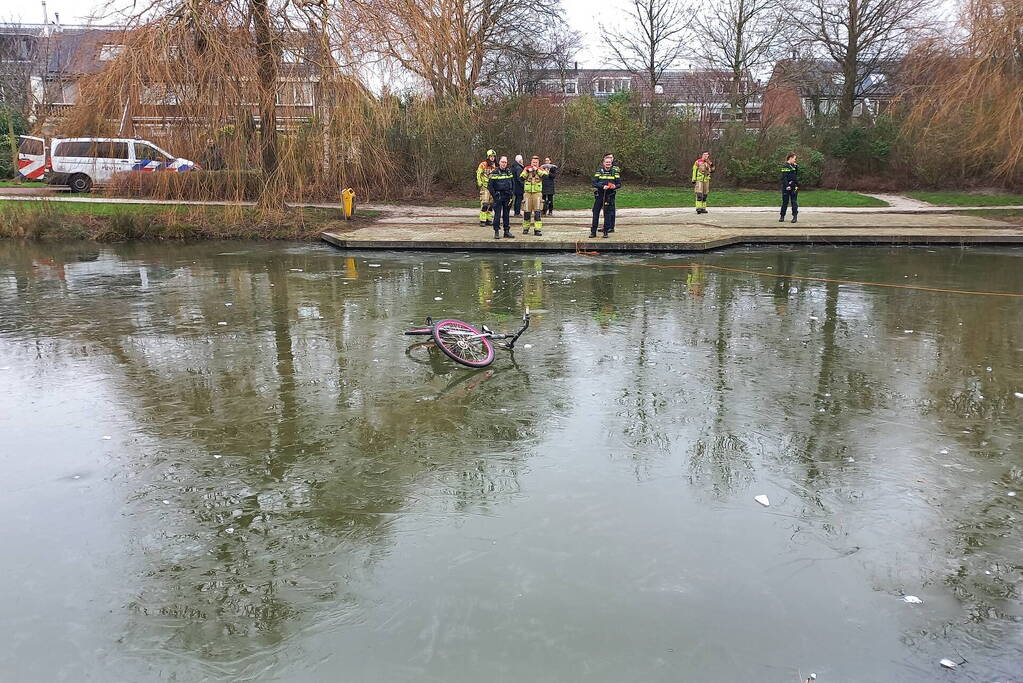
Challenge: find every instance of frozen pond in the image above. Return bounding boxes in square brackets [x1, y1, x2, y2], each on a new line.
[1, 241, 1021, 681]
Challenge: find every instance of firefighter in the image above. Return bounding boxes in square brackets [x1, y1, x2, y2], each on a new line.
[541, 156, 558, 215]
[691, 151, 714, 214]
[520, 155, 549, 236]
[779, 153, 799, 223]
[487, 156, 517, 239]
[590, 153, 622, 238]
[476, 149, 497, 226]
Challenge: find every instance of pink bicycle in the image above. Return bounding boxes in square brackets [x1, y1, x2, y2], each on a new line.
[404, 309, 530, 368]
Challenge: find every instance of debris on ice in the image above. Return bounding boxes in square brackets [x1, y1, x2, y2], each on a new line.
[438, 268, 451, 273]
[902, 595, 923, 604]
[939, 658, 958, 669]
[434, 297, 443, 301]
[754, 494, 770, 507]
[218, 322, 228, 326]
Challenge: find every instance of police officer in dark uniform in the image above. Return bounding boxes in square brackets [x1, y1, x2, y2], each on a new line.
[487, 156, 517, 239]
[590, 153, 622, 238]
[780, 153, 799, 223]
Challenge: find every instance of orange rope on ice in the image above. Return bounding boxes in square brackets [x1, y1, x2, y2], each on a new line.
[573, 247, 1023, 298]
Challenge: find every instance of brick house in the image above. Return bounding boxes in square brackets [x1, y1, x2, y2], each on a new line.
[762, 57, 902, 126]
[533, 66, 762, 127]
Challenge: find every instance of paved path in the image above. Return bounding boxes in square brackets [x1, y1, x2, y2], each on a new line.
[2, 189, 1023, 215]
[323, 210, 1023, 253]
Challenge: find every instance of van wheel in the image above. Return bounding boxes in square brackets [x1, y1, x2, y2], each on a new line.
[68, 173, 93, 193]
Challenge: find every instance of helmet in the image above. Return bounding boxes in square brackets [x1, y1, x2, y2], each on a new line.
[486, 149, 496, 157]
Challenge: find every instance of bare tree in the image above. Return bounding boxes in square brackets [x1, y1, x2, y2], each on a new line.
[350, 0, 566, 102]
[789, 0, 937, 126]
[489, 26, 581, 97]
[696, 0, 782, 113]
[601, 0, 695, 96]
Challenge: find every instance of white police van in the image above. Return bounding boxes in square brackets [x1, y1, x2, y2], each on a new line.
[22, 137, 198, 192]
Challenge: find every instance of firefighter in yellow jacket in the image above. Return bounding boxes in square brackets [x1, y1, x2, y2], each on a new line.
[691, 151, 714, 214]
[476, 149, 497, 226]
[520, 155, 549, 236]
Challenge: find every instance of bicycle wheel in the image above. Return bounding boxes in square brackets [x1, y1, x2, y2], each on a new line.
[432, 319, 495, 368]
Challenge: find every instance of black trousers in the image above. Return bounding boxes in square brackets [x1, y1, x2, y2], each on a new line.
[513, 190, 524, 214]
[781, 188, 798, 216]
[492, 194, 512, 230]
[542, 193, 554, 213]
[591, 192, 616, 231]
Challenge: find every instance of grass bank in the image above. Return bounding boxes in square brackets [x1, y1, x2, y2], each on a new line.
[0, 179, 47, 188]
[907, 191, 1023, 206]
[446, 187, 887, 209]
[0, 200, 376, 241]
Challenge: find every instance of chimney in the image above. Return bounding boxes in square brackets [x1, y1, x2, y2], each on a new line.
[574, 61, 578, 72]
[42, 0, 49, 36]
[54, 12, 61, 32]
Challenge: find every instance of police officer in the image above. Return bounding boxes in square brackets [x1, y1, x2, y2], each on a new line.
[590, 153, 622, 238]
[476, 149, 497, 226]
[780, 153, 799, 223]
[487, 156, 517, 239]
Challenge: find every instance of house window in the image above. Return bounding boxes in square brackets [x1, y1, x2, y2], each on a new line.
[276, 81, 314, 106]
[593, 77, 631, 95]
[539, 79, 578, 95]
[98, 44, 124, 61]
[53, 81, 79, 105]
[282, 48, 303, 64]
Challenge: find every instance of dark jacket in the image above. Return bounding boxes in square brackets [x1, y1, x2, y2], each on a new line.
[488, 166, 516, 198]
[511, 161, 525, 192]
[592, 165, 623, 194]
[780, 162, 799, 191]
[541, 164, 558, 194]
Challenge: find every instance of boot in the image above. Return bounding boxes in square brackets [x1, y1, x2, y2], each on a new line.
[791, 215, 798, 223]
[533, 228, 542, 236]
[589, 227, 598, 238]
[601, 229, 609, 238]
[503, 228, 515, 238]
[779, 214, 785, 222]
[522, 212, 531, 234]
[494, 228, 500, 240]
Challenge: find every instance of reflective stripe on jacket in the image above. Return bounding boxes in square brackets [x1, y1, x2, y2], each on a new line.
[780, 163, 799, 190]
[488, 168, 516, 197]
[592, 165, 622, 192]
[692, 160, 713, 183]
[476, 161, 494, 188]
[520, 166, 548, 193]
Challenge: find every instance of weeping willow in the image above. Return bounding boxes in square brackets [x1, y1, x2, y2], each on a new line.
[902, 0, 1023, 186]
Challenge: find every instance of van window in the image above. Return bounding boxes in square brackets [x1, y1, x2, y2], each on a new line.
[97, 142, 130, 159]
[19, 138, 44, 155]
[54, 141, 94, 157]
[135, 144, 172, 163]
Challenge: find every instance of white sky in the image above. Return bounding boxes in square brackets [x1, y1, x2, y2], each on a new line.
[9, 0, 957, 69]
[8, 0, 620, 67]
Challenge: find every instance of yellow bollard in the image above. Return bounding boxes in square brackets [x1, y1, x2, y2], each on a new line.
[341, 188, 356, 219]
